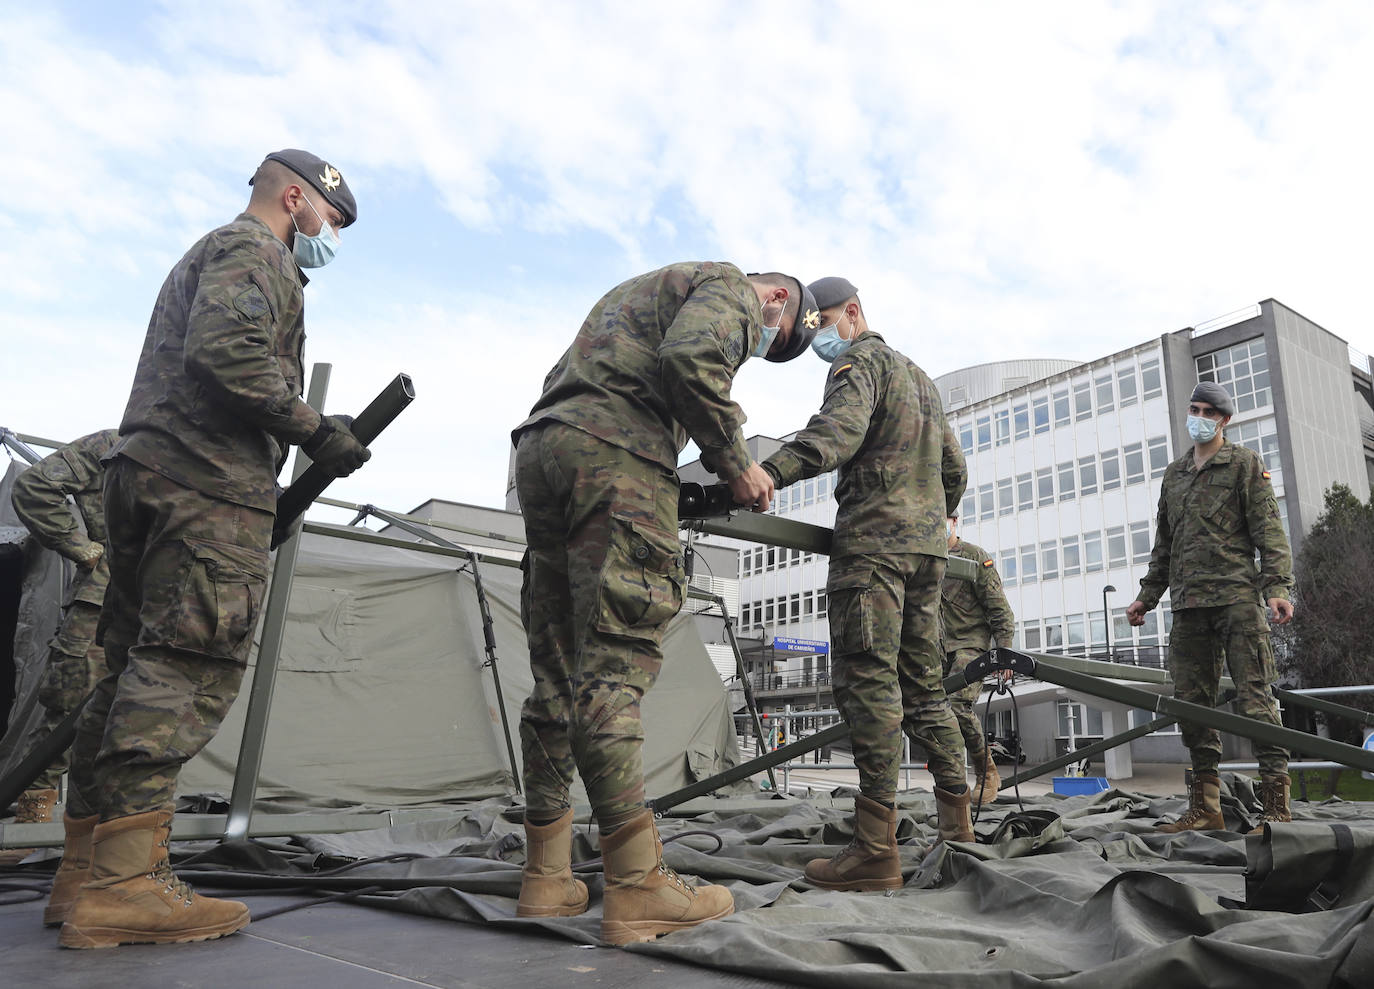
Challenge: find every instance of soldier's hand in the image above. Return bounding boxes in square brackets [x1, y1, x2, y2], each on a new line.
[728, 463, 775, 513]
[62, 539, 104, 570]
[302, 415, 371, 478]
[1125, 600, 1148, 626]
[1267, 597, 1294, 625]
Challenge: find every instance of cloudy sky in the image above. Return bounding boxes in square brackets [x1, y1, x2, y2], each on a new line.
[3, 1, 1372, 524]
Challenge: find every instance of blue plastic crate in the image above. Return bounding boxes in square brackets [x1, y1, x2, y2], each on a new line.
[1053, 776, 1110, 795]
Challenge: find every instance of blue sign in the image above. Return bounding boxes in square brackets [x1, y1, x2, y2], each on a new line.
[772, 636, 829, 655]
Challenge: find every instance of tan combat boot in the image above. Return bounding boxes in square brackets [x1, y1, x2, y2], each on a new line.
[972, 750, 1001, 809]
[0, 787, 60, 865]
[599, 810, 733, 946]
[1247, 772, 1292, 835]
[58, 809, 250, 949]
[44, 811, 99, 927]
[935, 786, 975, 843]
[1157, 771, 1225, 833]
[804, 794, 902, 891]
[516, 808, 589, 917]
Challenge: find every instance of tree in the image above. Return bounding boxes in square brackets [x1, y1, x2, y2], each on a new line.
[1276, 483, 1374, 745]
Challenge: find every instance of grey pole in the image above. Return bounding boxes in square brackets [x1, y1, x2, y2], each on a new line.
[1102, 584, 1116, 660]
[223, 363, 331, 841]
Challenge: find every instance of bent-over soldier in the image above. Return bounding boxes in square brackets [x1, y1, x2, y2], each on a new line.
[1127, 380, 1294, 835]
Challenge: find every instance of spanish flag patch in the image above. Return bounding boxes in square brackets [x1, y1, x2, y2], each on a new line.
[1262, 470, 1271, 480]
[833, 363, 853, 378]
[983, 558, 994, 567]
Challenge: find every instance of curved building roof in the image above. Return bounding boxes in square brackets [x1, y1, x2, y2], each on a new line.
[934, 358, 1081, 411]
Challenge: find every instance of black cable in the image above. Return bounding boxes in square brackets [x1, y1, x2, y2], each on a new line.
[570, 828, 726, 871]
[250, 884, 386, 922]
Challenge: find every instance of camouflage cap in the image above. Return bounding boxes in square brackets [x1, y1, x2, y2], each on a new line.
[807, 276, 859, 310]
[253, 149, 357, 227]
[1190, 380, 1234, 417]
[765, 276, 821, 363]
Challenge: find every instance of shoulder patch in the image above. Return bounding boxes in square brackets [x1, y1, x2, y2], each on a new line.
[1262, 470, 1271, 480]
[724, 331, 744, 364]
[234, 285, 271, 321]
[832, 362, 854, 378]
[983, 558, 994, 567]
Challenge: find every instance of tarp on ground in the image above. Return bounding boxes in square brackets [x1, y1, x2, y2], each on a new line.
[168, 776, 1374, 987]
[177, 524, 743, 811]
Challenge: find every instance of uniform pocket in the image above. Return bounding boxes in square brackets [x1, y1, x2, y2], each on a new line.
[174, 537, 269, 663]
[827, 568, 876, 655]
[593, 516, 685, 640]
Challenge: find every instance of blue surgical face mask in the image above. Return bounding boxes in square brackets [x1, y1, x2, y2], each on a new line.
[752, 302, 784, 358]
[291, 194, 340, 269]
[811, 317, 853, 363]
[1187, 414, 1219, 443]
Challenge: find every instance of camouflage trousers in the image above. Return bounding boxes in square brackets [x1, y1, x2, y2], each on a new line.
[67, 457, 271, 820]
[942, 647, 990, 760]
[829, 553, 966, 799]
[514, 424, 685, 830]
[28, 600, 107, 790]
[1169, 602, 1287, 776]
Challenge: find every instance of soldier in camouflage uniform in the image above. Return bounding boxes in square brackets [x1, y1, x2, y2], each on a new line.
[941, 512, 1016, 808]
[52, 150, 370, 949]
[758, 276, 970, 893]
[7, 429, 118, 831]
[512, 262, 819, 944]
[1128, 380, 1294, 835]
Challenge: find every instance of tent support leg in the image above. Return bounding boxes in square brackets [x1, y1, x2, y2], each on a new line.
[224, 363, 332, 842]
[709, 590, 776, 793]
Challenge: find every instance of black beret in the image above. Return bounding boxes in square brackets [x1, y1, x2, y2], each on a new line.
[253, 149, 357, 227]
[807, 276, 859, 310]
[766, 276, 821, 363]
[1190, 381, 1234, 417]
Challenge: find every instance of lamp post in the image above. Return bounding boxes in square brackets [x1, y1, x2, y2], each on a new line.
[1103, 584, 1117, 660]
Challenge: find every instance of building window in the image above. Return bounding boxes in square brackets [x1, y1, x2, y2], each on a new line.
[1123, 442, 1145, 485]
[1043, 617, 1064, 651]
[977, 415, 992, 451]
[1033, 395, 1050, 434]
[1016, 472, 1033, 511]
[1107, 526, 1127, 568]
[1130, 521, 1151, 562]
[803, 478, 815, 506]
[1067, 615, 1086, 652]
[1231, 417, 1283, 491]
[1117, 365, 1138, 408]
[979, 483, 995, 521]
[1090, 612, 1107, 649]
[997, 477, 1014, 516]
[1053, 389, 1070, 427]
[1073, 379, 1092, 421]
[1061, 535, 1081, 576]
[1014, 403, 1030, 440]
[959, 421, 974, 456]
[1057, 460, 1076, 501]
[817, 592, 827, 619]
[960, 490, 975, 521]
[1001, 550, 1018, 585]
[1036, 467, 1054, 507]
[1141, 356, 1162, 399]
[1041, 541, 1059, 580]
[1148, 435, 1169, 477]
[995, 409, 1011, 447]
[1101, 449, 1122, 490]
[949, 385, 968, 407]
[1095, 372, 1114, 413]
[1024, 624, 1042, 651]
[1020, 544, 1038, 583]
[1084, 531, 1104, 573]
[1196, 336, 1270, 414]
[1078, 455, 1098, 496]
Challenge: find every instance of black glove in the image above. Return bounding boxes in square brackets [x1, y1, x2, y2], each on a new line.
[302, 415, 371, 478]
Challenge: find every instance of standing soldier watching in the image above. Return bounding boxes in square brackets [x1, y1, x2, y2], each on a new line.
[758, 276, 970, 893]
[5, 429, 117, 852]
[51, 151, 369, 949]
[512, 262, 818, 945]
[941, 512, 1015, 808]
[1127, 380, 1294, 834]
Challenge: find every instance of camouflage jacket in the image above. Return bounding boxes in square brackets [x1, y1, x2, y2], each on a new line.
[1136, 440, 1293, 611]
[514, 262, 764, 479]
[11, 428, 118, 607]
[941, 538, 1016, 650]
[760, 333, 967, 559]
[112, 213, 321, 512]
